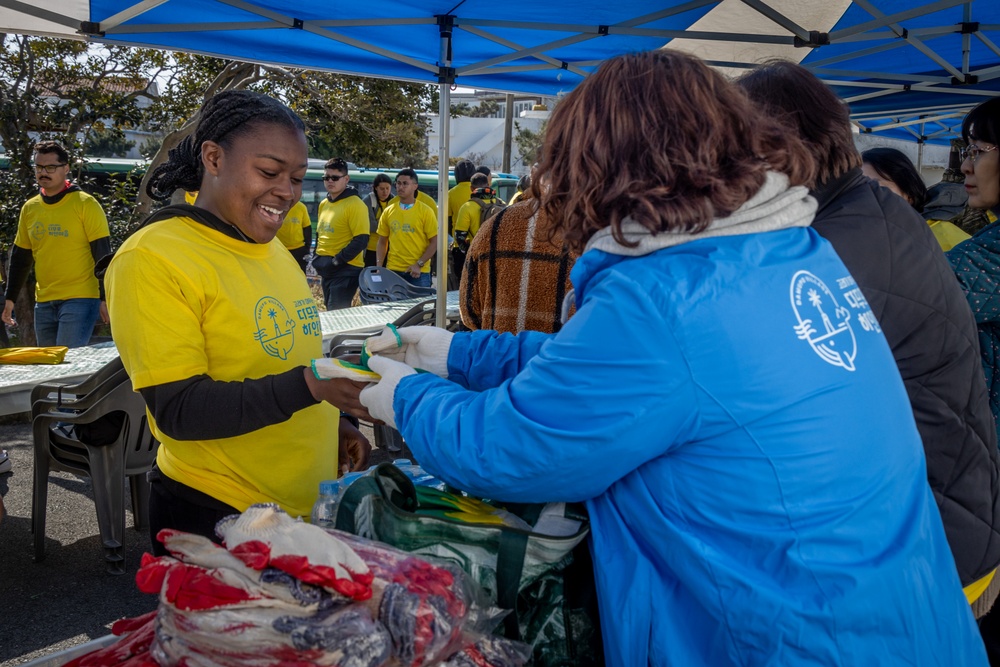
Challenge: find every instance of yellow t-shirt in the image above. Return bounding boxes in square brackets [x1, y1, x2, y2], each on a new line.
[275, 201, 311, 251]
[14, 189, 109, 302]
[367, 196, 389, 252]
[448, 182, 472, 225]
[389, 190, 439, 220]
[184, 191, 198, 205]
[927, 219, 971, 252]
[106, 217, 339, 519]
[508, 190, 524, 206]
[377, 200, 438, 273]
[315, 195, 370, 268]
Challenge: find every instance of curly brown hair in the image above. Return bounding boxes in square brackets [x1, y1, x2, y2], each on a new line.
[537, 50, 814, 252]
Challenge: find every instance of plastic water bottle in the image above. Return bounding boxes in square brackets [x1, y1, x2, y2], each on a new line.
[311, 472, 364, 528]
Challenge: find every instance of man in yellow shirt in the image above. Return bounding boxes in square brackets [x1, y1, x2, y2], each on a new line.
[274, 199, 312, 272]
[453, 173, 506, 283]
[2, 141, 110, 347]
[376, 168, 437, 287]
[312, 158, 370, 310]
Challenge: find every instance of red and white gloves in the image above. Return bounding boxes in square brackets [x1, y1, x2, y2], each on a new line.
[215, 504, 373, 601]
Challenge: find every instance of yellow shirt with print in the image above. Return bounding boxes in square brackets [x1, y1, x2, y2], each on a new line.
[448, 182, 472, 227]
[275, 201, 311, 251]
[927, 219, 971, 252]
[389, 189, 438, 221]
[15, 190, 109, 302]
[315, 195, 370, 268]
[377, 200, 438, 273]
[106, 217, 338, 520]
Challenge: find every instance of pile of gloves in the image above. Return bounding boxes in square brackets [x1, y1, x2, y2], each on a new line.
[66, 504, 528, 667]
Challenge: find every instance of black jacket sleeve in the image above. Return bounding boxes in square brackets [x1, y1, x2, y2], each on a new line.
[334, 234, 370, 265]
[139, 367, 319, 440]
[90, 237, 112, 300]
[4, 245, 33, 303]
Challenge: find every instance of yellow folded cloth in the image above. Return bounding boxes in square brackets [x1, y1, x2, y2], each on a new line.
[0, 346, 68, 365]
[311, 357, 381, 382]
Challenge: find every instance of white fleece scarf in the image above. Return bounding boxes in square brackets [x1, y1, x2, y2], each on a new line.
[561, 172, 816, 322]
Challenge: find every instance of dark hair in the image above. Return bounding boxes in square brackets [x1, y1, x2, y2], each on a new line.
[963, 97, 1000, 148]
[372, 173, 392, 187]
[470, 173, 489, 189]
[454, 160, 476, 183]
[474, 165, 491, 178]
[517, 174, 531, 192]
[146, 90, 305, 201]
[34, 140, 70, 164]
[538, 50, 813, 252]
[861, 147, 927, 212]
[325, 157, 349, 173]
[396, 168, 418, 183]
[736, 60, 861, 187]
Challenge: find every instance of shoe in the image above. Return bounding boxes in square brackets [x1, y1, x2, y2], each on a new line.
[0, 450, 10, 474]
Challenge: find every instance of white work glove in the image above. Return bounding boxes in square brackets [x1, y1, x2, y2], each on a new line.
[359, 355, 417, 430]
[363, 324, 453, 378]
[216, 504, 373, 601]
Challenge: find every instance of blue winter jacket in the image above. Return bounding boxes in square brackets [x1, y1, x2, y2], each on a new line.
[395, 221, 983, 665]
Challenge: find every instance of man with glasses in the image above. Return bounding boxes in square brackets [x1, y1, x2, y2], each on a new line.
[2, 141, 110, 347]
[312, 157, 370, 310]
[376, 168, 437, 287]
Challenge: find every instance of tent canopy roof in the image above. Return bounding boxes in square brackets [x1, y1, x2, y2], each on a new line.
[0, 0, 997, 142]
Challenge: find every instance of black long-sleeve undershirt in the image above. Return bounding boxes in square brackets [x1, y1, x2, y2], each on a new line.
[139, 369, 319, 441]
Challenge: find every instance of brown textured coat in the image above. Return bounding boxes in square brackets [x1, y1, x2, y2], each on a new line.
[459, 200, 577, 334]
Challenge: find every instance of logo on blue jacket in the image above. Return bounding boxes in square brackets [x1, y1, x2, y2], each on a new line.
[790, 270, 857, 371]
[253, 297, 295, 360]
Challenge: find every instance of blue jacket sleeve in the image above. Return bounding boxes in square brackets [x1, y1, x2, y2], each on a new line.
[446, 328, 553, 391]
[400, 271, 699, 503]
[948, 235, 1000, 325]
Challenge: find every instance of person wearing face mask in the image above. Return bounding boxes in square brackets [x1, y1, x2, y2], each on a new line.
[363, 173, 393, 267]
[2, 140, 111, 347]
[105, 90, 371, 553]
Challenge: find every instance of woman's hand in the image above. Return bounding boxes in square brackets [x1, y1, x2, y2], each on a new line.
[338, 417, 371, 474]
[303, 367, 378, 422]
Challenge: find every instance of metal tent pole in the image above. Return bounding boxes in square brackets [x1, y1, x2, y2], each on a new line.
[435, 15, 453, 329]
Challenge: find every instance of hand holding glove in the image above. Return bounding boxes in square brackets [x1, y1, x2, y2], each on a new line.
[363, 324, 453, 378]
[359, 355, 417, 430]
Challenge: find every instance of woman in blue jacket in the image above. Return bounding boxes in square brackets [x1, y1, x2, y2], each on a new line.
[354, 51, 985, 665]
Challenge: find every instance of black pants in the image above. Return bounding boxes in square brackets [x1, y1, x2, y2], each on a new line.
[147, 466, 240, 556]
[315, 257, 362, 310]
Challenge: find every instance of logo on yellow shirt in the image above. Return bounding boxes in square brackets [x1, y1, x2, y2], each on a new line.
[30, 221, 44, 241]
[253, 297, 296, 360]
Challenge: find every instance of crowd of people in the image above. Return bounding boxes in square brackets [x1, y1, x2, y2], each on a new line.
[9, 45, 1000, 665]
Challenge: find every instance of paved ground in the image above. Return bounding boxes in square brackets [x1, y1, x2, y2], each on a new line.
[0, 418, 398, 666]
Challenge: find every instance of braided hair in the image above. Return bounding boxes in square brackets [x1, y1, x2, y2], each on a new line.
[146, 90, 305, 201]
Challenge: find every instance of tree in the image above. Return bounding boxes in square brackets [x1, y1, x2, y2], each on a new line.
[515, 120, 547, 169]
[84, 125, 136, 157]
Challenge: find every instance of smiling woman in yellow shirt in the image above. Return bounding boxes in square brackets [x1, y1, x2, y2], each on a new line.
[106, 90, 370, 554]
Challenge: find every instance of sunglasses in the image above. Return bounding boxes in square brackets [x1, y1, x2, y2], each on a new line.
[323, 175, 345, 182]
[34, 164, 67, 174]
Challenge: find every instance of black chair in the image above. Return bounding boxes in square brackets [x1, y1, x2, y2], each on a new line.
[31, 361, 159, 574]
[358, 266, 435, 305]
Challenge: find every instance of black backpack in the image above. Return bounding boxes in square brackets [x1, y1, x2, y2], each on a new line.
[474, 197, 507, 223]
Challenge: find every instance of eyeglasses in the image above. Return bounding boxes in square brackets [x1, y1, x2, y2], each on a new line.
[34, 164, 67, 174]
[960, 144, 998, 164]
[322, 175, 345, 182]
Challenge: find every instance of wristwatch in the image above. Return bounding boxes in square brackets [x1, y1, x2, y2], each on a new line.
[417, 259, 426, 267]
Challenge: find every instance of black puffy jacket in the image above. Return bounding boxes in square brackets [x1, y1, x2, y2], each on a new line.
[813, 168, 1000, 587]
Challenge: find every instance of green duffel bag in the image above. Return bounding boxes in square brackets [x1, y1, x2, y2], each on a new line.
[335, 463, 603, 666]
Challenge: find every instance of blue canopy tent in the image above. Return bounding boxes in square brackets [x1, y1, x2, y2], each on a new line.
[0, 0, 997, 318]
